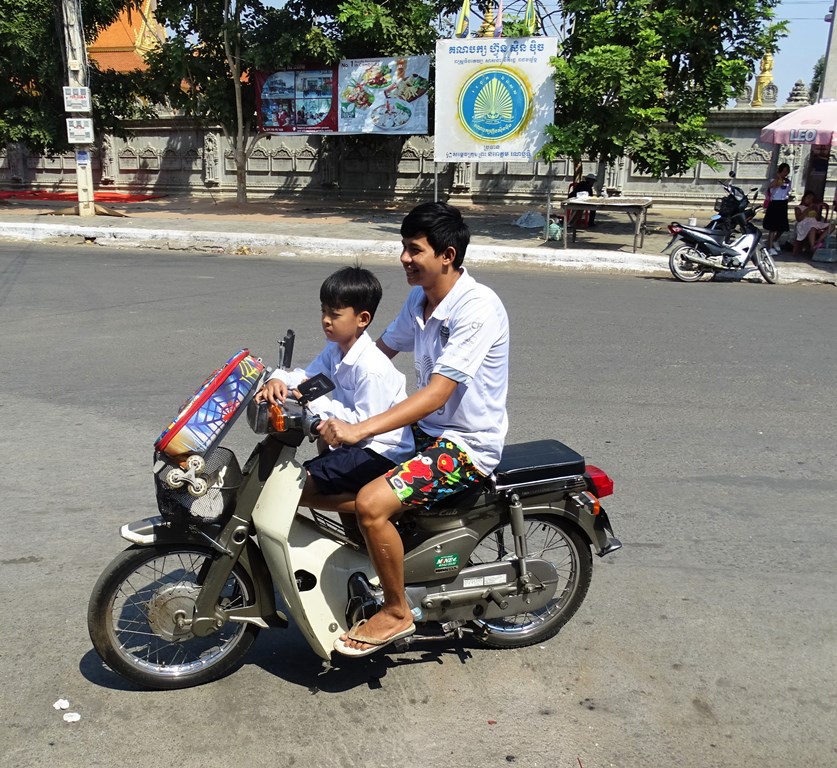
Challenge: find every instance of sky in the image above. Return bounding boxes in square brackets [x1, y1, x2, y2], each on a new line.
[771, 0, 832, 102]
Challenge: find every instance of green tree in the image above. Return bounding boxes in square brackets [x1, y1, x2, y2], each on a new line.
[0, 0, 153, 155]
[541, 0, 787, 178]
[145, 0, 457, 204]
[809, 55, 825, 104]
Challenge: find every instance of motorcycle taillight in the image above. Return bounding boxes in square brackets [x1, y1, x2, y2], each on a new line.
[668, 223, 683, 234]
[585, 465, 614, 498]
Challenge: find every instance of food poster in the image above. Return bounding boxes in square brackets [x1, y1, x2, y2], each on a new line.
[433, 38, 558, 163]
[255, 69, 338, 134]
[338, 56, 430, 135]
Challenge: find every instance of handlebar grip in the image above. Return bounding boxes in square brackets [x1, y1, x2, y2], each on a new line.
[307, 416, 322, 437]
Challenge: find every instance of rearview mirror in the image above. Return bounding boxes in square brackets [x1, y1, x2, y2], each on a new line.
[296, 374, 335, 405]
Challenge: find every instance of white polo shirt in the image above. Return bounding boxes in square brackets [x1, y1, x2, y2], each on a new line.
[381, 268, 509, 474]
[267, 331, 413, 463]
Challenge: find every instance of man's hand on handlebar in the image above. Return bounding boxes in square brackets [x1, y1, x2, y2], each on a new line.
[318, 418, 364, 447]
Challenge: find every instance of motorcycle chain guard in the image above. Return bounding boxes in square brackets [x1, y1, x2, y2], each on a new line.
[409, 559, 559, 624]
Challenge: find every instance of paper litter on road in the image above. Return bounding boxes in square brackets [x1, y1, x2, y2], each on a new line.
[63, 712, 81, 723]
[53, 698, 69, 710]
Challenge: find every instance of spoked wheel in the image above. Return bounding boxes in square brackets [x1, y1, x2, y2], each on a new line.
[754, 247, 779, 284]
[669, 245, 709, 282]
[468, 515, 592, 648]
[88, 545, 259, 689]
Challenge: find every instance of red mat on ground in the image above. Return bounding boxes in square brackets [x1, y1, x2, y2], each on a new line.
[0, 190, 163, 203]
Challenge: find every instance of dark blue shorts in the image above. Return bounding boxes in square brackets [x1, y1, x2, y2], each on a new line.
[304, 445, 396, 495]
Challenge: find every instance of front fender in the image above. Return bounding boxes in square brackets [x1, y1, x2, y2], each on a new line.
[119, 516, 285, 628]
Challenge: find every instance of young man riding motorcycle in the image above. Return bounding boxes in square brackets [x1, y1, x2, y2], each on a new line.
[317, 201, 511, 657]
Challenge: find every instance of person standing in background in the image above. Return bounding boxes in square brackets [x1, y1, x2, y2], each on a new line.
[763, 163, 791, 255]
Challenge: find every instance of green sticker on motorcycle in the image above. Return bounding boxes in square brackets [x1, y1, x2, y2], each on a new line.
[434, 554, 459, 572]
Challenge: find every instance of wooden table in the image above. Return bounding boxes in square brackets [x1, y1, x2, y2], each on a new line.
[561, 197, 654, 253]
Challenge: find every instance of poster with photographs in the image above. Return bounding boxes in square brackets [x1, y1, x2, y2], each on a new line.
[338, 56, 430, 135]
[255, 69, 337, 133]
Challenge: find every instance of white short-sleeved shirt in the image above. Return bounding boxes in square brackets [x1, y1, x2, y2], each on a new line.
[381, 268, 509, 474]
[267, 331, 413, 463]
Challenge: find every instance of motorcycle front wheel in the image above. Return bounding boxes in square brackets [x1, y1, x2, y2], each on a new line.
[669, 245, 709, 282]
[754, 247, 779, 284]
[468, 515, 592, 649]
[88, 545, 260, 690]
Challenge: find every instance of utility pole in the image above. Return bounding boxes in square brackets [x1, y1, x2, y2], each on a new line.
[820, 5, 837, 100]
[61, 0, 96, 216]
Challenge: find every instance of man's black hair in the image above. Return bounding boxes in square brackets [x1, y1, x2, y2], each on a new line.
[400, 201, 470, 268]
[320, 266, 383, 321]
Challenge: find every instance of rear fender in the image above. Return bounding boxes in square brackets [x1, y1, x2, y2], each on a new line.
[532, 500, 619, 557]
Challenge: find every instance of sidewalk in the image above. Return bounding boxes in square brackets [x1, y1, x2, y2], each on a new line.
[1, 195, 834, 285]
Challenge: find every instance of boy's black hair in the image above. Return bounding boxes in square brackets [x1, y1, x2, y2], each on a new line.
[777, 162, 790, 173]
[400, 201, 470, 268]
[320, 266, 383, 321]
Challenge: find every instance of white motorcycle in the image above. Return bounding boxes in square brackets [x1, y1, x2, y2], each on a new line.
[87, 341, 621, 689]
[665, 178, 778, 284]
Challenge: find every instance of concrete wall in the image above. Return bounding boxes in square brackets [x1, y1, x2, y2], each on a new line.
[3, 107, 834, 207]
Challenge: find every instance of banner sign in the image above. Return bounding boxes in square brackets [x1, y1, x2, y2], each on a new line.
[63, 86, 91, 112]
[66, 117, 94, 144]
[434, 37, 557, 163]
[255, 69, 338, 133]
[338, 56, 430, 135]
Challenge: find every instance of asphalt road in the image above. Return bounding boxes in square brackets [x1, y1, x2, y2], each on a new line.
[1, 241, 835, 768]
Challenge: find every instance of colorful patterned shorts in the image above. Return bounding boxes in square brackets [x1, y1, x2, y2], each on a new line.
[384, 426, 486, 510]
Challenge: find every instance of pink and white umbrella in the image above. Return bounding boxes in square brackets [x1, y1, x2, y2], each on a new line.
[760, 100, 837, 145]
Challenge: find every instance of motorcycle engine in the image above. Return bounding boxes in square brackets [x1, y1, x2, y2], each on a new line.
[345, 573, 382, 627]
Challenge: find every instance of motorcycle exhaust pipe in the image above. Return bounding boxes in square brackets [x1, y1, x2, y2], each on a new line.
[680, 251, 723, 269]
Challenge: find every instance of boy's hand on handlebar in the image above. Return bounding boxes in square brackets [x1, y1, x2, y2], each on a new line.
[255, 378, 288, 406]
[318, 418, 363, 447]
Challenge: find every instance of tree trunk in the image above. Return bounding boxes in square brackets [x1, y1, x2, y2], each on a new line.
[235, 138, 247, 205]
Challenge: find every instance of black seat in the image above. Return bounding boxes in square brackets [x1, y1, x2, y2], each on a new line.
[493, 440, 585, 488]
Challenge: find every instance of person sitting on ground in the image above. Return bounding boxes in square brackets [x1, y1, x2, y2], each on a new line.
[254, 266, 414, 519]
[318, 201, 510, 658]
[568, 173, 598, 226]
[793, 191, 834, 256]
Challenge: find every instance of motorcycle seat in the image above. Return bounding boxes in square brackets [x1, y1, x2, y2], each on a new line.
[682, 224, 724, 237]
[493, 439, 585, 489]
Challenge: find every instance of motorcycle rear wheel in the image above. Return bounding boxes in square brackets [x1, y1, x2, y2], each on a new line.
[88, 545, 259, 690]
[670, 245, 709, 282]
[468, 515, 592, 649]
[754, 247, 778, 284]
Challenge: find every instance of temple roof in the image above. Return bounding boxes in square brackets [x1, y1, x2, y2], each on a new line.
[88, 0, 165, 72]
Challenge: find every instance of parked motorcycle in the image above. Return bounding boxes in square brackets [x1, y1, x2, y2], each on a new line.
[87, 342, 621, 690]
[665, 178, 778, 283]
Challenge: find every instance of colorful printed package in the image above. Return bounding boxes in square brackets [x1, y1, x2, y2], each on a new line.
[155, 350, 265, 457]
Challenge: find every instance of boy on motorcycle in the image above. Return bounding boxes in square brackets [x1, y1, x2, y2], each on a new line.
[254, 266, 414, 514]
[318, 202, 510, 657]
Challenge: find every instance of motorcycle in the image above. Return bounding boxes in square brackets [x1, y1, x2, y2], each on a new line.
[665, 178, 778, 284]
[87, 339, 622, 690]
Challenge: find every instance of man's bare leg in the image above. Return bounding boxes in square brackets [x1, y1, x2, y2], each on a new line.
[339, 475, 412, 650]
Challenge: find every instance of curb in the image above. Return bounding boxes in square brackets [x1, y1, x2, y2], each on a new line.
[0, 220, 832, 285]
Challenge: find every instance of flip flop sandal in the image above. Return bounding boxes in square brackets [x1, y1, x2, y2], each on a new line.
[332, 619, 416, 658]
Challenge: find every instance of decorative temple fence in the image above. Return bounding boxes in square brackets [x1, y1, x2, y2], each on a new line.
[1, 104, 832, 208]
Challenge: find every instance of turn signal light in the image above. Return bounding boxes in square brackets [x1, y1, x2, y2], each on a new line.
[268, 404, 286, 432]
[585, 465, 614, 498]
